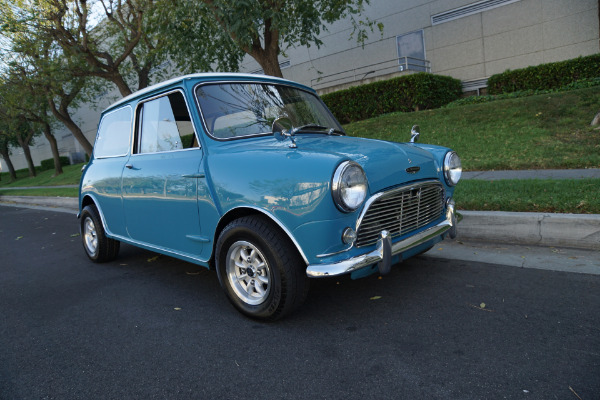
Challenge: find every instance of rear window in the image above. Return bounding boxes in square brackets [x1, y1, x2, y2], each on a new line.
[94, 107, 132, 158]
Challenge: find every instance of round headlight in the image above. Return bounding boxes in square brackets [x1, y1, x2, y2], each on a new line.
[444, 151, 462, 186]
[332, 161, 368, 212]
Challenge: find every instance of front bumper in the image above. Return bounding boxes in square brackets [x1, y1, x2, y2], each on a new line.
[306, 202, 458, 278]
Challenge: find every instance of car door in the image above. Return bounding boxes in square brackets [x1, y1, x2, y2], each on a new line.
[121, 89, 205, 256]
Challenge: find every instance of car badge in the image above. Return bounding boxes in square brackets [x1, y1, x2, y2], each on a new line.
[406, 166, 420, 174]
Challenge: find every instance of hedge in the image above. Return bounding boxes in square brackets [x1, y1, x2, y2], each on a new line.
[487, 53, 600, 94]
[40, 156, 70, 171]
[321, 73, 462, 124]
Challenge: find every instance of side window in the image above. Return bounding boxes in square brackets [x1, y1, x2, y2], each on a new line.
[137, 91, 198, 153]
[94, 107, 132, 158]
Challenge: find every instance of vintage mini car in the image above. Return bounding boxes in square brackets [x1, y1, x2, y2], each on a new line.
[79, 73, 461, 320]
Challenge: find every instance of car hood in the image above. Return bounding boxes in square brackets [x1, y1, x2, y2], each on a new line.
[291, 135, 442, 194]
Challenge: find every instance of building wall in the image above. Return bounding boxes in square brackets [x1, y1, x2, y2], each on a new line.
[2, 0, 598, 172]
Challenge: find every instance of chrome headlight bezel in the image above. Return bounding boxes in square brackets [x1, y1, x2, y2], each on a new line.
[332, 161, 368, 213]
[443, 151, 462, 186]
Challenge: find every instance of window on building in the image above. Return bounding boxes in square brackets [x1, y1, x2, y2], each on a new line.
[397, 30, 427, 72]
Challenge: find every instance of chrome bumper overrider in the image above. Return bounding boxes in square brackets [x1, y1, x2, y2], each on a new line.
[306, 202, 457, 278]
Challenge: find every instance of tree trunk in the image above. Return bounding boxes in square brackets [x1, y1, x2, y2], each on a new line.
[258, 56, 284, 78]
[42, 122, 63, 175]
[16, 133, 37, 177]
[112, 73, 134, 97]
[48, 99, 94, 156]
[0, 149, 17, 181]
[251, 25, 283, 78]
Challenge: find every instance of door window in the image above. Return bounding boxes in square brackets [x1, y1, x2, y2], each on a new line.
[137, 91, 198, 153]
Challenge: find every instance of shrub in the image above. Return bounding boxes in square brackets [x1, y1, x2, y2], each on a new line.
[321, 73, 462, 124]
[40, 156, 70, 171]
[488, 54, 600, 94]
[444, 77, 600, 108]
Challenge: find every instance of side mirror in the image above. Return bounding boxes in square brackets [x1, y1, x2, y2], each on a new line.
[410, 125, 420, 143]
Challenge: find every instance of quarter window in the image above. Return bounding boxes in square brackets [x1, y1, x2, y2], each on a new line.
[94, 107, 132, 158]
[137, 91, 198, 153]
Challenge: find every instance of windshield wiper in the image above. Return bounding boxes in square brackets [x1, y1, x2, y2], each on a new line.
[292, 124, 329, 133]
[327, 128, 345, 136]
[292, 124, 345, 136]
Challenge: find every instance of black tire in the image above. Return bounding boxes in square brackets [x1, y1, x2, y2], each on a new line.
[80, 204, 120, 263]
[215, 215, 309, 321]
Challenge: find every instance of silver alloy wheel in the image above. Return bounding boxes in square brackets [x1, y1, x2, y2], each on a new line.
[226, 241, 271, 305]
[83, 216, 98, 257]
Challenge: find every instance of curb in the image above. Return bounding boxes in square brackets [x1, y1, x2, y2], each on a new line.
[459, 210, 600, 251]
[1, 196, 599, 251]
[0, 195, 79, 211]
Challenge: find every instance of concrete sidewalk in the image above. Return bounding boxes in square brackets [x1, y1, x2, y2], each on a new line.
[1, 168, 599, 251]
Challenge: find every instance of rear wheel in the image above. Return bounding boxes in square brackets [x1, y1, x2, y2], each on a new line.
[215, 216, 309, 321]
[80, 204, 120, 263]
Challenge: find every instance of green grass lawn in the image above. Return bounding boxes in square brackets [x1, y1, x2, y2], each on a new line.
[455, 179, 600, 214]
[0, 163, 84, 188]
[344, 86, 600, 171]
[1, 86, 599, 213]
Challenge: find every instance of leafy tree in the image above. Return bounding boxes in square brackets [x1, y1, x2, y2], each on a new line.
[13, 119, 38, 177]
[1, 67, 67, 175]
[37, 0, 170, 96]
[0, 94, 39, 177]
[0, 121, 18, 182]
[159, 0, 383, 77]
[1, 6, 97, 156]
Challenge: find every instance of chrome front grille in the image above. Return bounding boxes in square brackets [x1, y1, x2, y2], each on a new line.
[355, 181, 445, 247]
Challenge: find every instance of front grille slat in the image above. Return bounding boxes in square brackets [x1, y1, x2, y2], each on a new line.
[356, 181, 445, 247]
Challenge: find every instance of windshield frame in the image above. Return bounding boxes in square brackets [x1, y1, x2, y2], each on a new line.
[193, 80, 345, 142]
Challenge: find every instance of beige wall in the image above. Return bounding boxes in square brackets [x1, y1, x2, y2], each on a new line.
[2, 0, 599, 171]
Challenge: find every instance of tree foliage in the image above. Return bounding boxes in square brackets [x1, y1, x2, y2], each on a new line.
[160, 0, 382, 77]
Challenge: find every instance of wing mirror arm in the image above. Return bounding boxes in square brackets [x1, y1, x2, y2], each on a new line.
[272, 117, 297, 149]
[410, 125, 420, 143]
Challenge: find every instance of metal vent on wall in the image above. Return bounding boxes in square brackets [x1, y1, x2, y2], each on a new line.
[431, 0, 522, 25]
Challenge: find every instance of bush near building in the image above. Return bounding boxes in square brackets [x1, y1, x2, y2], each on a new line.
[488, 53, 600, 94]
[321, 73, 462, 124]
[40, 156, 70, 171]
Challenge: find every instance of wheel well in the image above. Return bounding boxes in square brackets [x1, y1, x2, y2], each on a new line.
[81, 195, 95, 210]
[209, 207, 303, 270]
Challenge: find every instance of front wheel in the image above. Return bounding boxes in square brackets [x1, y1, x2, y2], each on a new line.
[215, 216, 309, 321]
[80, 204, 120, 263]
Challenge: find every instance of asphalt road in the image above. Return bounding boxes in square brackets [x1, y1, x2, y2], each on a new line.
[1, 205, 599, 400]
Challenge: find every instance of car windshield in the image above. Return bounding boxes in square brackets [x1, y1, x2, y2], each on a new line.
[196, 82, 343, 139]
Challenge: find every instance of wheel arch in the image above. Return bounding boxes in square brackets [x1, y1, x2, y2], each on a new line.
[210, 206, 309, 269]
[79, 194, 110, 235]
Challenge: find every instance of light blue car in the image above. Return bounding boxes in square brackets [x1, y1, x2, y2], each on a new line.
[79, 73, 461, 320]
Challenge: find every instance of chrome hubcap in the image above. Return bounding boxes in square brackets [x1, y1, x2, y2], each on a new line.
[83, 216, 98, 256]
[226, 241, 271, 305]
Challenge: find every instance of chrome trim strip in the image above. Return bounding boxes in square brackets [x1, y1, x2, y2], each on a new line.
[110, 233, 211, 265]
[316, 244, 353, 258]
[306, 202, 456, 278]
